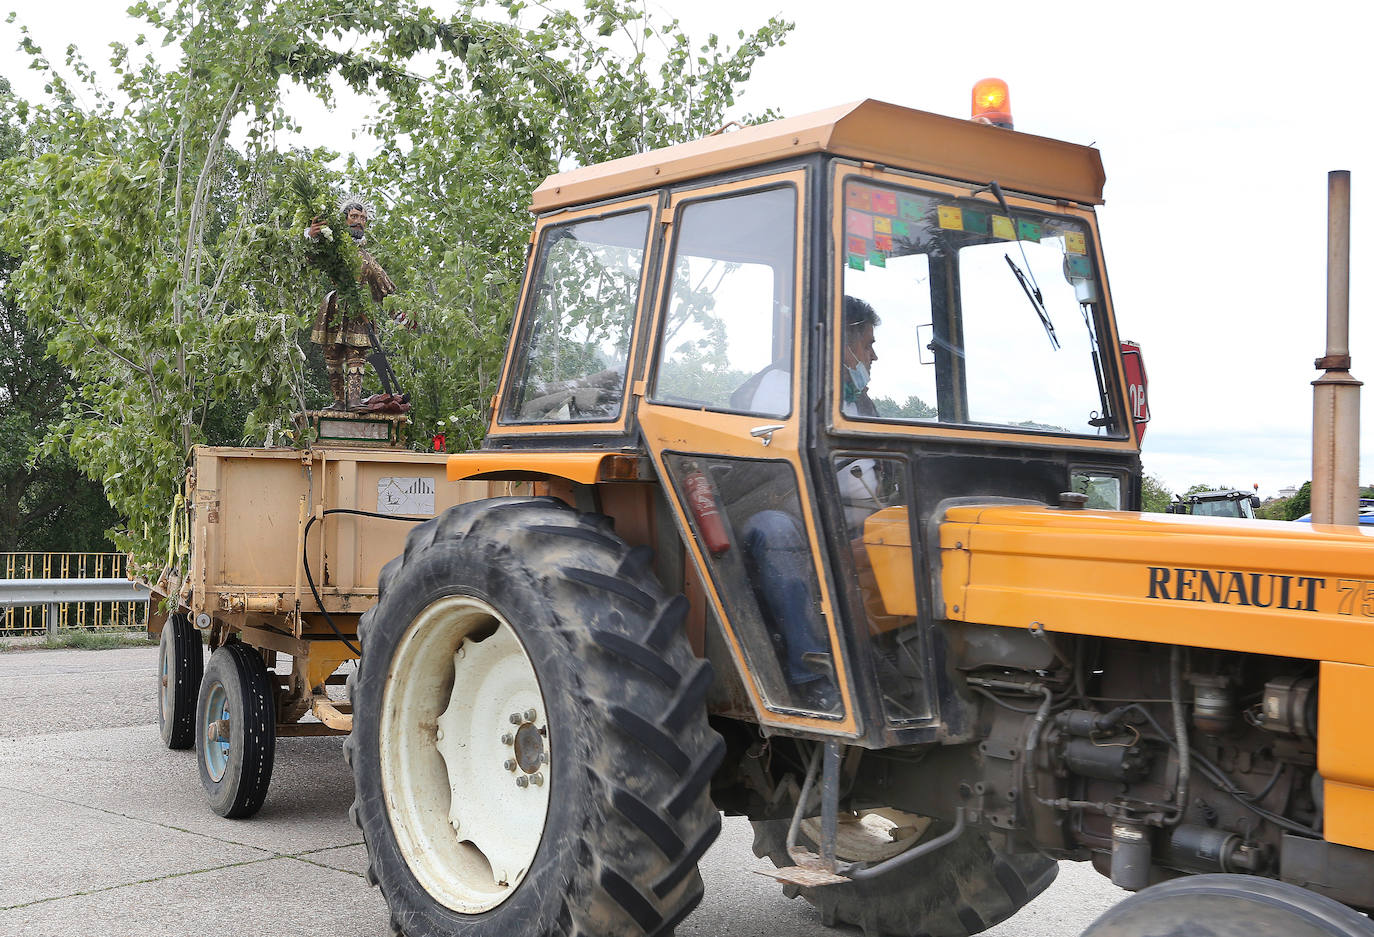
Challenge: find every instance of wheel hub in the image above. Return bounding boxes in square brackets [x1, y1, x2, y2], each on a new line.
[513, 720, 545, 774]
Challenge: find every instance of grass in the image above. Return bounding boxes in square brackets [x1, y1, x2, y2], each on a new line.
[0, 630, 155, 652]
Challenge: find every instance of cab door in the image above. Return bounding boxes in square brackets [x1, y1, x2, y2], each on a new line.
[634, 170, 859, 736]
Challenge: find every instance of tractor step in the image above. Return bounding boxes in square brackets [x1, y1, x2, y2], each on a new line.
[754, 865, 850, 888]
[755, 848, 850, 888]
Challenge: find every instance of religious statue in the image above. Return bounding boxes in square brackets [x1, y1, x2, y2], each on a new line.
[297, 185, 411, 413]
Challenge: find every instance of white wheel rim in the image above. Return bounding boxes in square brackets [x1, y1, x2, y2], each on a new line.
[380, 595, 551, 913]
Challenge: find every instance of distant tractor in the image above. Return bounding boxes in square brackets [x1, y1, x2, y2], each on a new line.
[1167, 488, 1263, 519]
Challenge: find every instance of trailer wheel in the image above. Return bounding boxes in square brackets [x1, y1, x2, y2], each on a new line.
[347, 497, 724, 937]
[196, 642, 276, 818]
[752, 813, 1057, 937]
[1081, 873, 1374, 937]
[158, 612, 203, 750]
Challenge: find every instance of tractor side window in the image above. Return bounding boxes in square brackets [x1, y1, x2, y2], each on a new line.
[652, 186, 798, 417]
[502, 209, 650, 424]
[664, 453, 843, 718]
[833, 455, 932, 725]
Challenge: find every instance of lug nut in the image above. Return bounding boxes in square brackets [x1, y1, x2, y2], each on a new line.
[504, 759, 517, 771]
[515, 776, 529, 788]
[509, 712, 522, 725]
[538, 753, 548, 764]
[523, 709, 537, 722]
[530, 773, 544, 786]
[500, 733, 513, 745]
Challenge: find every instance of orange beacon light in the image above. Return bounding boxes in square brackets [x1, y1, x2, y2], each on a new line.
[971, 78, 1013, 129]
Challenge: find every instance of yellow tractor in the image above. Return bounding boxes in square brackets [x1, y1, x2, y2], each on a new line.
[345, 90, 1374, 937]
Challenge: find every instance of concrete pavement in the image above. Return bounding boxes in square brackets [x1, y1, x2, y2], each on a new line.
[0, 646, 1125, 936]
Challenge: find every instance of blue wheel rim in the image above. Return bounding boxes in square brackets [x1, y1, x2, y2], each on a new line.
[203, 682, 231, 782]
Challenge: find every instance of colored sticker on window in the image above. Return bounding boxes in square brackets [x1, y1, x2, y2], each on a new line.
[875, 233, 893, 251]
[847, 235, 869, 257]
[868, 250, 886, 268]
[937, 206, 963, 231]
[992, 215, 1015, 239]
[893, 220, 910, 238]
[963, 209, 989, 235]
[1065, 231, 1087, 254]
[874, 216, 892, 235]
[848, 253, 866, 270]
[1065, 254, 1092, 278]
[871, 190, 898, 215]
[846, 209, 874, 238]
[847, 186, 872, 209]
[1016, 219, 1041, 242]
[898, 195, 925, 220]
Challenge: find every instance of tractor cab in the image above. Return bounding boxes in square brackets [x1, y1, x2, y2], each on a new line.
[460, 98, 1139, 746]
[1168, 488, 1262, 518]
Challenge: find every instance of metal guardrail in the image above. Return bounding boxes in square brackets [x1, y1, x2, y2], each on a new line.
[0, 579, 149, 637]
[1, 553, 148, 637]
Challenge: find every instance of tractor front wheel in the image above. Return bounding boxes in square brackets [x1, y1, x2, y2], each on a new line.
[1081, 874, 1374, 937]
[347, 497, 724, 937]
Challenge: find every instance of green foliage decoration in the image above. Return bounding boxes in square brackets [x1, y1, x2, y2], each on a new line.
[288, 166, 364, 311]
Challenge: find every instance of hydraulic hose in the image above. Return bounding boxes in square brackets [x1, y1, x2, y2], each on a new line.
[302, 507, 427, 657]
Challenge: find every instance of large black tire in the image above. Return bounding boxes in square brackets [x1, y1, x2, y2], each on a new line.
[1081, 873, 1374, 937]
[752, 815, 1057, 937]
[158, 612, 203, 750]
[195, 642, 276, 818]
[346, 496, 724, 937]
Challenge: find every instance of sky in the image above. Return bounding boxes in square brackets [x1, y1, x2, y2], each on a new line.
[3, 1, 1369, 499]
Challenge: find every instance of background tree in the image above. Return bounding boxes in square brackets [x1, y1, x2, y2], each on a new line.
[1140, 473, 1173, 513]
[0, 1, 790, 569]
[0, 76, 122, 552]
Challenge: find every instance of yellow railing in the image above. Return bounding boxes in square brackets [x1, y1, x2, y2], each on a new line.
[1, 553, 146, 636]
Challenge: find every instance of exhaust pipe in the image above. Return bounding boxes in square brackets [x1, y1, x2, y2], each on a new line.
[1311, 170, 1360, 525]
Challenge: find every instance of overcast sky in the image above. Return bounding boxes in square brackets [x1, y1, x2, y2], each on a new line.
[4, 1, 1369, 499]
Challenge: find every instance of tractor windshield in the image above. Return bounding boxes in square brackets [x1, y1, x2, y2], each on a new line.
[839, 177, 1118, 437]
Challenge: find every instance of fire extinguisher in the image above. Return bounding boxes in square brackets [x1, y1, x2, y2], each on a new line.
[683, 462, 731, 555]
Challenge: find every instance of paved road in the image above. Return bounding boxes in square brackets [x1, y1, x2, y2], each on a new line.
[0, 646, 1126, 936]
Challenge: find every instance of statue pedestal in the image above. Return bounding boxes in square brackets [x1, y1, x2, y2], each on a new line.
[295, 410, 409, 450]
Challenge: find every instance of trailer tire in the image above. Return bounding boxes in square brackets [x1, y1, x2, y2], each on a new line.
[1080, 873, 1374, 937]
[752, 815, 1057, 937]
[347, 496, 724, 937]
[158, 612, 203, 750]
[196, 642, 276, 818]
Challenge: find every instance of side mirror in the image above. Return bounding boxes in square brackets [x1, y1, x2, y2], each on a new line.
[1166, 503, 1186, 515]
[1250, 496, 1261, 509]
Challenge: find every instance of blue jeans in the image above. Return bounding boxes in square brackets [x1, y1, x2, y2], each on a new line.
[741, 509, 829, 687]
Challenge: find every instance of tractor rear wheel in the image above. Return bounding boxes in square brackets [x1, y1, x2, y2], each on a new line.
[752, 812, 1057, 937]
[1080, 873, 1374, 937]
[346, 496, 724, 937]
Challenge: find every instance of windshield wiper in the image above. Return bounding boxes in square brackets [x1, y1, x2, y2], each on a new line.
[1004, 253, 1060, 350]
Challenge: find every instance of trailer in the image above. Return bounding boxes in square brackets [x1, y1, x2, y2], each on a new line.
[148, 429, 514, 816]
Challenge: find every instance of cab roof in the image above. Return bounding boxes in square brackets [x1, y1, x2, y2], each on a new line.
[531, 98, 1107, 214]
